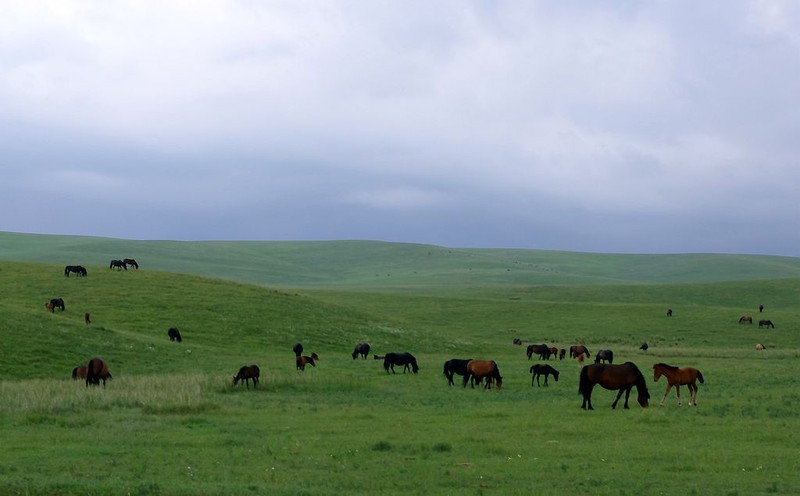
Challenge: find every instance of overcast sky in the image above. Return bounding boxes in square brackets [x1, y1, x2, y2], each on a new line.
[3, 1, 799, 255]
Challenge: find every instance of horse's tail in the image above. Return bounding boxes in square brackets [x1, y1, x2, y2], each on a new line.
[443, 362, 449, 377]
[697, 370, 705, 384]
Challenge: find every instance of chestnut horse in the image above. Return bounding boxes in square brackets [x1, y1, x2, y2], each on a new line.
[72, 365, 87, 380]
[296, 353, 319, 371]
[579, 362, 649, 410]
[85, 357, 112, 387]
[464, 360, 503, 389]
[739, 315, 753, 324]
[233, 364, 260, 388]
[653, 363, 704, 407]
[570, 345, 590, 359]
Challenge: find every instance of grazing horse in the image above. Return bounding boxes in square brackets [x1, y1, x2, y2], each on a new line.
[559, 348, 566, 360]
[443, 358, 472, 386]
[579, 362, 649, 410]
[755, 343, 766, 350]
[71, 366, 88, 380]
[512, 338, 523, 346]
[296, 353, 319, 371]
[758, 319, 774, 329]
[575, 352, 589, 368]
[653, 363, 705, 407]
[352, 343, 371, 360]
[383, 352, 419, 374]
[109, 259, 127, 270]
[233, 365, 260, 388]
[464, 360, 503, 389]
[526, 344, 551, 360]
[530, 364, 559, 387]
[666, 308, 672, 317]
[64, 265, 87, 277]
[123, 258, 139, 269]
[293, 342, 303, 358]
[85, 357, 112, 387]
[47, 298, 65, 312]
[639, 342, 649, 351]
[168, 327, 182, 342]
[739, 315, 753, 324]
[594, 349, 614, 365]
[548, 347, 558, 359]
[569, 345, 590, 359]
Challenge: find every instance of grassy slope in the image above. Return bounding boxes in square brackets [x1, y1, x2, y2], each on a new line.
[1, 232, 800, 495]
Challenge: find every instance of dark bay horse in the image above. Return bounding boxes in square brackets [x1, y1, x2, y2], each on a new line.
[653, 363, 704, 407]
[739, 315, 753, 324]
[296, 353, 319, 371]
[530, 364, 559, 387]
[464, 360, 503, 389]
[526, 344, 550, 360]
[64, 265, 87, 277]
[293, 342, 303, 358]
[168, 327, 182, 342]
[72, 365, 88, 380]
[758, 319, 774, 329]
[443, 358, 472, 386]
[570, 345, 590, 359]
[233, 365, 260, 388]
[383, 352, 419, 374]
[579, 362, 649, 410]
[352, 343, 370, 360]
[86, 357, 112, 387]
[109, 260, 127, 270]
[594, 349, 614, 364]
[47, 298, 65, 312]
[123, 258, 139, 269]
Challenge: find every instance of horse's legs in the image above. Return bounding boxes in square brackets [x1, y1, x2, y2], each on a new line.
[462, 373, 470, 388]
[581, 384, 595, 410]
[688, 383, 697, 406]
[675, 385, 681, 406]
[660, 384, 673, 406]
[611, 388, 627, 409]
[544, 374, 549, 387]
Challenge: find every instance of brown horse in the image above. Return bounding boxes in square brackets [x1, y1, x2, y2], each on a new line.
[233, 365, 260, 388]
[296, 353, 319, 371]
[579, 362, 649, 410]
[570, 345, 590, 359]
[559, 348, 566, 360]
[530, 364, 559, 387]
[123, 258, 139, 269]
[653, 363, 704, 407]
[758, 320, 774, 329]
[739, 315, 753, 324]
[464, 360, 503, 389]
[85, 357, 112, 387]
[526, 344, 550, 360]
[71, 365, 87, 380]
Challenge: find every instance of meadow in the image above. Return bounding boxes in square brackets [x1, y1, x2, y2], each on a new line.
[1, 232, 799, 495]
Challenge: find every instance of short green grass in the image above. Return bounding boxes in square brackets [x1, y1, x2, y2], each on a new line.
[1, 236, 799, 495]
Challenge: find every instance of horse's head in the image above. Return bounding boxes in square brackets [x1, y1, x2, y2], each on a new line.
[232, 375, 240, 386]
[653, 365, 664, 382]
[552, 370, 559, 382]
[495, 376, 503, 389]
[637, 389, 650, 407]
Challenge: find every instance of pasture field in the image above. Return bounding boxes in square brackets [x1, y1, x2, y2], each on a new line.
[1, 235, 800, 495]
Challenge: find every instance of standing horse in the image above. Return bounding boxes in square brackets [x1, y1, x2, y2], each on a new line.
[383, 352, 419, 374]
[653, 363, 704, 407]
[72, 366, 88, 380]
[64, 265, 87, 277]
[578, 362, 649, 410]
[168, 327, 182, 342]
[47, 298, 65, 312]
[443, 358, 472, 386]
[464, 360, 503, 389]
[569, 345, 590, 359]
[123, 258, 139, 269]
[85, 357, 112, 387]
[293, 342, 303, 358]
[233, 365, 260, 388]
[530, 364, 559, 387]
[109, 260, 127, 270]
[558, 348, 566, 360]
[666, 308, 673, 317]
[296, 353, 319, 371]
[739, 315, 753, 324]
[352, 343, 371, 360]
[594, 349, 614, 364]
[526, 344, 550, 360]
[639, 342, 649, 351]
[758, 320, 774, 329]
[85, 313, 92, 325]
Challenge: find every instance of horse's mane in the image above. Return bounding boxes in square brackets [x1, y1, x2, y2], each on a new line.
[625, 362, 650, 398]
[654, 363, 678, 371]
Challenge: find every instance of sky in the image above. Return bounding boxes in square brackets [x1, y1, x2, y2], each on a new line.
[3, 1, 800, 256]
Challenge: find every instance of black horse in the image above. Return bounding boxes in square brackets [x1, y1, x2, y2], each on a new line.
[64, 265, 87, 277]
[233, 365, 260, 389]
[758, 319, 774, 328]
[48, 298, 65, 312]
[443, 358, 473, 386]
[352, 343, 371, 360]
[110, 260, 127, 270]
[168, 327, 182, 342]
[526, 344, 551, 360]
[530, 364, 560, 386]
[383, 352, 419, 374]
[594, 349, 614, 364]
[293, 342, 303, 357]
[123, 258, 139, 269]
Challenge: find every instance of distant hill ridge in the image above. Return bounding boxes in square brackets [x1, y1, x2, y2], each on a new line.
[1, 231, 799, 288]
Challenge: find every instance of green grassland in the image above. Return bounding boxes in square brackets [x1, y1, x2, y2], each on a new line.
[1, 232, 799, 495]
